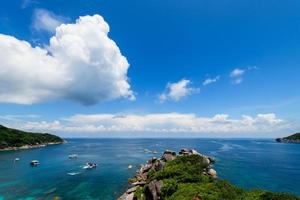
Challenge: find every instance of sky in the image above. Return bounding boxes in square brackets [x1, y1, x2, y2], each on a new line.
[0, 0, 299, 138]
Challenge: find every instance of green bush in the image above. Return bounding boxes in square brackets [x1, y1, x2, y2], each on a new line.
[154, 155, 210, 183]
[161, 179, 178, 197]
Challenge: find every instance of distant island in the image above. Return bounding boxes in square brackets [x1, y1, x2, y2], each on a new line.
[0, 124, 64, 151]
[119, 149, 299, 200]
[276, 133, 300, 144]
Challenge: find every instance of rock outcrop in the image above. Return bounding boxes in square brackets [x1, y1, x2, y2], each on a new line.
[118, 149, 216, 200]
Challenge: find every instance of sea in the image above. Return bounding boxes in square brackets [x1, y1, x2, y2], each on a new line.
[0, 138, 299, 200]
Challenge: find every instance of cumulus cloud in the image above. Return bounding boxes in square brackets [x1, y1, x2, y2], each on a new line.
[203, 75, 220, 86]
[2, 113, 292, 137]
[230, 66, 257, 84]
[0, 14, 134, 105]
[32, 9, 66, 33]
[158, 79, 199, 103]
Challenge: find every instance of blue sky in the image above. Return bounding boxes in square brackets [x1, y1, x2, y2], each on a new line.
[0, 0, 299, 137]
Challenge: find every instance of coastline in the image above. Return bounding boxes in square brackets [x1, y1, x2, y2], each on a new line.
[276, 133, 300, 144]
[118, 148, 300, 200]
[118, 149, 217, 200]
[0, 141, 65, 151]
[276, 138, 300, 144]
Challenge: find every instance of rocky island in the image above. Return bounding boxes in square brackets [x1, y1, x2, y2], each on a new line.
[119, 149, 299, 200]
[0, 124, 64, 151]
[276, 133, 300, 143]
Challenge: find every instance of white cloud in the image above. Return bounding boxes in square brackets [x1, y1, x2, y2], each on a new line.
[203, 75, 220, 86]
[32, 9, 66, 33]
[230, 66, 257, 84]
[0, 14, 134, 105]
[230, 68, 245, 78]
[2, 113, 292, 137]
[159, 79, 199, 103]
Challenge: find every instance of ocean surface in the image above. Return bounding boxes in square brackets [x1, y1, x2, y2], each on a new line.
[0, 138, 299, 200]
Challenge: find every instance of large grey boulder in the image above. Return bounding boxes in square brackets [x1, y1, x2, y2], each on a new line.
[179, 148, 190, 155]
[145, 180, 163, 200]
[162, 150, 176, 161]
[202, 156, 211, 166]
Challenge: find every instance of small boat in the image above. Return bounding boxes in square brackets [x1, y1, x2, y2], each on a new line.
[30, 160, 39, 166]
[82, 162, 97, 169]
[68, 154, 78, 159]
[14, 158, 20, 162]
[128, 165, 133, 169]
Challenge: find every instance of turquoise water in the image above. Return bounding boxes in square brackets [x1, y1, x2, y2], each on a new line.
[0, 139, 299, 199]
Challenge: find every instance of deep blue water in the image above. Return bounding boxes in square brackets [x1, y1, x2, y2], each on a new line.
[0, 139, 299, 199]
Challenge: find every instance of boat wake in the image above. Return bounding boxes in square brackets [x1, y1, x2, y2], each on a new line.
[67, 172, 81, 176]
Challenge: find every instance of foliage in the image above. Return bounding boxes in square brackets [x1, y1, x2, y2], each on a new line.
[283, 133, 300, 140]
[142, 154, 300, 200]
[161, 179, 178, 197]
[0, 124, 63, 148]
[152, 155, 210, 183]
[134, 186, 146, 200]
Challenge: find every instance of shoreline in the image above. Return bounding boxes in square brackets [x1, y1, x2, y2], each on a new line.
[0, 141, 66, 151]
[118, 149, 216, 200]
[118, 148, 299, 200]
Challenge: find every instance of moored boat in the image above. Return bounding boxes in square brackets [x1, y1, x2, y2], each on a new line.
[82, 162, 97, 169]
[30, 160, 39, 166]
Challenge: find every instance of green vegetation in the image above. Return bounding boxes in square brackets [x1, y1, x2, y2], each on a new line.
[134, 155, 299, 200]
[0, 124, 63, 149]
[283, 133, 300, 140]
[276, 133, 300, 143]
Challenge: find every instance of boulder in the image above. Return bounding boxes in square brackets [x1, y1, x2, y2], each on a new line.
[202, 156, 210, 166]
[179, 148, 190, 155]
[126, 186, 138, 194]
[141, 164, 152, 173]
[208, 156, 215, 163]
[207, 168, 217, 178]
[145, 180, 163, 200]
[118, 191, 134, 200]
[153, 160, 165, 171]
[190, 149, 201, 155]
[164, 150, 176, 156]
[148, 157, 157, 164]
[131, 181, 146, 186]
[162, 150, 176, 161]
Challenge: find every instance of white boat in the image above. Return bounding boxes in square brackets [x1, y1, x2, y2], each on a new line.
[14, 158, 20, 162]
[30, 160, 39, 166]
[82, 162, 97, 169]
[128, 165, 133, 169]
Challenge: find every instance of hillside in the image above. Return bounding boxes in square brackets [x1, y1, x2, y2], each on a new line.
[0, 125, 63, 150]
[276, 133, 300, 143]
[119, 149, 299, 200]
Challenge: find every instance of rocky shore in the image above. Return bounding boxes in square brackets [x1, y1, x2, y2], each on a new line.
[118, 148, 299, 200]
[118, 148, 216, 200]
[0, 141, 65, 151]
